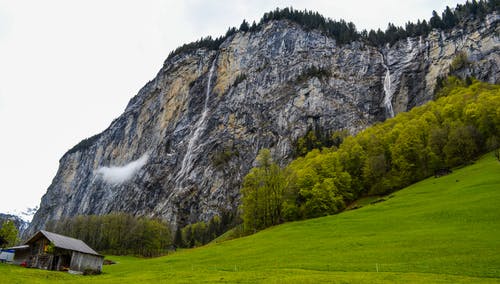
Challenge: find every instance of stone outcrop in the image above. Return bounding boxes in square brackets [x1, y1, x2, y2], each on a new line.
[27, 13, 499, 236]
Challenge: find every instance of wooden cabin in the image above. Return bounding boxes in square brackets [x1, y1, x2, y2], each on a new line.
[24, 230, 104, 274]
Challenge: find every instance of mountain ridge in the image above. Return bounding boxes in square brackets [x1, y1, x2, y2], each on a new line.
[27, 9, 499, 237]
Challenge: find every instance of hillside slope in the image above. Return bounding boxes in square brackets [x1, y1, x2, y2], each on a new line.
[4, 153, 500, 283]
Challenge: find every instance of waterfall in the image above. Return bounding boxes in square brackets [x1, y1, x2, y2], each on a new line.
[176, 58, 217, 183]
[407, 37, 413, 51]
[382, 63, 395, 118]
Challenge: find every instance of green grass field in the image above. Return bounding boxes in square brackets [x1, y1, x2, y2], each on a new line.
[2, 153, 500, 283]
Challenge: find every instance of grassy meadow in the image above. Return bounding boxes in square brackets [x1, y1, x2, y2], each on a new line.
[1, 153, 499, 283]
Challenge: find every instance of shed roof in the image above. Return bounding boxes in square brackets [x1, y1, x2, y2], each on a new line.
[4, 245, 29, 250]
[25, 230, 100, 256]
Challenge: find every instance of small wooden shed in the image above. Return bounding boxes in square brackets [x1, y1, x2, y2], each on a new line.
[24, 230, 104, 274]
[1, 245, 30, 264]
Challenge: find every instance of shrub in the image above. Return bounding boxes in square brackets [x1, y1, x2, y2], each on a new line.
[449, 52, 470, 73]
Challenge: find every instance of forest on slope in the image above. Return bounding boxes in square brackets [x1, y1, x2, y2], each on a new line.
[240, 77, 500, 232]
[27, 77, 500, 253]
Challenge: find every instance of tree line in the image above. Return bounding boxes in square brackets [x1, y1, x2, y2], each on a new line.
[43, 210, 238, 254]
[173, 210, 239, 248]
[166, 1, 498, 60]
[241, 77, 500, 232]
[46, 213, 172, 257]
[365, 0, 498, 46]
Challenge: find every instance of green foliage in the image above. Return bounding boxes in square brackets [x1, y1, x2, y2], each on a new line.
[46, 213, 172, 257]
[45, 242, 55, 254]
[365, 0, 496, 46]
[239, 20, 249, 32]
[442, 6, 458, 29]
[294, 128, 348, 157]
[165, 1, 497, 61]
[242, 78, 500, 233]
[240, 149, 291, 233]
[177, 211, 238, 248]
[486, 136, 500, 161]
[434, 75, 469, 98]
[449, 51, 470, 73]
[259, 7, 359, 45]
[430, 10, 445, 30]
[295, 66, 331, 83]
[173, 227, 182, 248]
[166, 28, 236, 61]
[212, 148, 238, 168]
[443, 122, 480, 166]
[0, 220, 19, 247]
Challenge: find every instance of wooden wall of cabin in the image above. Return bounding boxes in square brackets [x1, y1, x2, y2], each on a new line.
[28, 237, 53, 269]
[70, 251, 104, 273]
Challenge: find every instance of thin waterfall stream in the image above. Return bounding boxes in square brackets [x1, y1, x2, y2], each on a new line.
[176, 58, 217, 184]
[382, 62, 395, 118]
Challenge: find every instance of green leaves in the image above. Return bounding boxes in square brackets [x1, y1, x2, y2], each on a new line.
[0, 220, 19, 248]
[240, 149, 290, 233]
[46, 213, 172, 257]
[241, 79, 500, 235]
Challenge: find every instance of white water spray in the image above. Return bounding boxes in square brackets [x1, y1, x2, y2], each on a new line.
[96, 153, 149, 185]
[177, 58, 217, 182]
[407, 37, 413, 51]
[382, 62, 395, 118]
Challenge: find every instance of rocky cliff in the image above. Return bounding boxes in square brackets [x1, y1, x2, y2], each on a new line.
[27, 13, 499, 236]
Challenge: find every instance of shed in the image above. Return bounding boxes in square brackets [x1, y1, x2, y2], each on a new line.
[0, 249, 14, 263]
[24, 230, 104, 274]
[1, 245, 30, 264]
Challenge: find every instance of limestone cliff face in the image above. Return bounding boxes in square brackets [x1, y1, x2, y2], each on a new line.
[28, 14, 499, 235]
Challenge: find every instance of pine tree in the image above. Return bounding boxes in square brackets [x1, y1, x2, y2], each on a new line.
[442, 6, 458, 29]
[239, 20, 249, 32]
[430, 10, 445, 29]
[174, 227, 183, 248]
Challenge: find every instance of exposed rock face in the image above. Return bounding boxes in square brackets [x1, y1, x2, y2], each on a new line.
[27, 14, 499, 236]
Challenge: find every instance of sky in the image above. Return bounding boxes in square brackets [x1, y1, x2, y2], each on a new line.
[0, 0, 466, 220]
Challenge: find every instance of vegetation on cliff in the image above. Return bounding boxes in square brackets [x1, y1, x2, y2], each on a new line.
[165, 0, 498, 61]
[241, 78, 500, 232]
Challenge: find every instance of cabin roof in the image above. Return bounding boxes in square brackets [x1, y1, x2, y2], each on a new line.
[25, 230, 100, 256]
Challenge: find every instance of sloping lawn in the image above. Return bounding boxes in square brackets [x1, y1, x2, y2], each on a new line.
[2, 153, 499, 283]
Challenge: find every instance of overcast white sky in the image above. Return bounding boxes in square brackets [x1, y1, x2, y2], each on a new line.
[0, 0, 466, 220]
